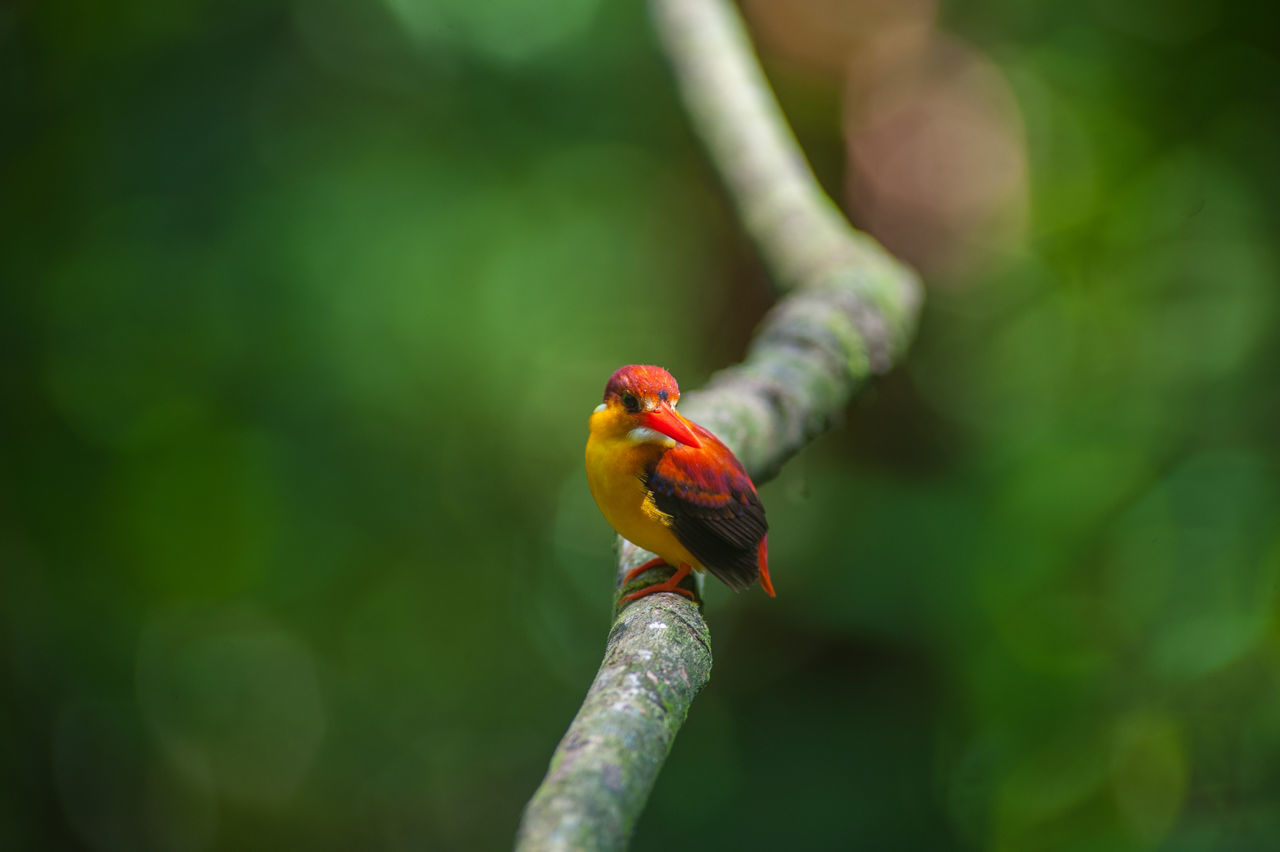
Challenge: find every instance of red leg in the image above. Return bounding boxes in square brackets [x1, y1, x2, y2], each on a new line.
[621, 563, 694, 603]
[622, 556, 668, 584]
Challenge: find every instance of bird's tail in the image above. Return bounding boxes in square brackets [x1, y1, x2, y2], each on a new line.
[757, 536, 776, 597]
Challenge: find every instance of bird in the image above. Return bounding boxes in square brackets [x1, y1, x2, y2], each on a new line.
[585, 364, 775, 603]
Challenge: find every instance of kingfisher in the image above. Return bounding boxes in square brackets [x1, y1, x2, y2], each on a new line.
[585, 365, 775, 603]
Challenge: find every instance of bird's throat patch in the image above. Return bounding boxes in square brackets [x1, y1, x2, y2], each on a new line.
[628, 426, 677, 448]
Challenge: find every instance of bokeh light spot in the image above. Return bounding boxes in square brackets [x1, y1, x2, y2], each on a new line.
[382, 0, 602, 64]
[135, 606, 328, 807]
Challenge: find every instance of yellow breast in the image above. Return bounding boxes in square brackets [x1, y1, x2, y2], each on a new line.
[585, 407, 700, 569]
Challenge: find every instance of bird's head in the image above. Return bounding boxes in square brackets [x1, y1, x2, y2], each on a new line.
[594, 365, 702, 448]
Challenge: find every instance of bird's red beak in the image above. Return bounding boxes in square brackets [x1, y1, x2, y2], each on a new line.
[641, 403, 702, 448]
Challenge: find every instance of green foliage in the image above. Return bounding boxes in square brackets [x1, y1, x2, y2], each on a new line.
[2, 1, 1278, 850]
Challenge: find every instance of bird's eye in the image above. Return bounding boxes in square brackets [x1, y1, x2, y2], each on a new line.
[621, 393, 640, 413]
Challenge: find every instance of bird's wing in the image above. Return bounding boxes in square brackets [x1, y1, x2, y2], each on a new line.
[644, 424, 767, 592]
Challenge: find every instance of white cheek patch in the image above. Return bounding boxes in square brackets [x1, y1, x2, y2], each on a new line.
[593, 403, 607, 413]
[628, 426, 676, 448]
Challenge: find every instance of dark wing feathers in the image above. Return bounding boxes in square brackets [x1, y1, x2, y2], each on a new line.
[644, 432, 767, 592]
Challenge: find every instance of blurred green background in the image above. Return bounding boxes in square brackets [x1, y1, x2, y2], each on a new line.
[3, 0, 1279, 849]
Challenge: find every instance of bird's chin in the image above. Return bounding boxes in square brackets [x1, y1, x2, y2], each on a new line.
[627, 426, 677, 448]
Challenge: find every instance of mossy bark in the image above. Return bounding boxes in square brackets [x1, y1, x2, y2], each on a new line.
[517, 558, 711, 851]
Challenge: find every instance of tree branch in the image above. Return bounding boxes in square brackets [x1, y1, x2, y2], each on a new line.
[516, 0, 923, 848]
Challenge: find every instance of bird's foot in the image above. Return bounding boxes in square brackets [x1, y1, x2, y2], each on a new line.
[622, 556, 669, 585]
[620, 563, 694, 603]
